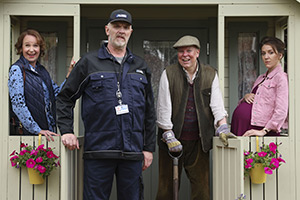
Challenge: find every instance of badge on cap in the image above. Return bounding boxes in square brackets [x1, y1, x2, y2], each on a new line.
[116, 14, 127, 19]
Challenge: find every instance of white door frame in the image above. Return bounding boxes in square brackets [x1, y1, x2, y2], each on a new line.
[0, 3, 80, 200]
[217, 3, 297, 200]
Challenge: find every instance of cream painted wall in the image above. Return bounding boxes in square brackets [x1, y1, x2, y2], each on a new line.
[291, 2, 300, 197]
[0, 3, 6, 200]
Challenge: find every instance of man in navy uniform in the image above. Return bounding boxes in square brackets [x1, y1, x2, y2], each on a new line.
[57, 9, 156, 200]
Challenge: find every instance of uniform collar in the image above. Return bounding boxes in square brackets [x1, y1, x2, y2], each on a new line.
[98, 43, 134, 63]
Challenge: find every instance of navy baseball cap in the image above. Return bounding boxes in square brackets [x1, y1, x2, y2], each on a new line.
[108, 9, 132, 25]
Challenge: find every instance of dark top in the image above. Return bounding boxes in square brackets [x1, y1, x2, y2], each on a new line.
[56, 43, 156, 160]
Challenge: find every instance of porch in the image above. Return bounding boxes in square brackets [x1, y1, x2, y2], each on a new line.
[1, 1, 299, 200]
[5, 135, 292, 200]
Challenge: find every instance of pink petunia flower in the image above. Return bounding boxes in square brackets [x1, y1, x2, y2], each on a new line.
[36, 144, 45, 151]
[269, 142, 277, 154]
[37, 165, 46, 173]
[11, 162, 17, 167]
[47, 151, 54, 158]
[30, 150, 38, 156]
[244, 151, 250, 156]
[53, 153, 59, 159]
[264, 167, 273, 174]
[245, 164, 252, 169]
[258, 151, 267, 157]
[246, 158, 253, 164]
[19, 149, 28, 156]
[270, 158, 279, 169]
[10, 150, 16, 156]
[26, 158, 36, 168]
[10, 155, 19, 167]
[36, 157, 43, 163]
[10, 155, 18, 161]
[20, 143, 26, 148]
[277, 157, 286, 163]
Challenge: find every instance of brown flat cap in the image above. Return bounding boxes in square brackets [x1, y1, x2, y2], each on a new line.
[173, 35, 200, 49]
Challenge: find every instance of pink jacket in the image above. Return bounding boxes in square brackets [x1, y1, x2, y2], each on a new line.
[250, 64, 288, 132]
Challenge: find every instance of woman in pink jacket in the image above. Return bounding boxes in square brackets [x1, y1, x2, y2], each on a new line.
[231, 36, 288, 137]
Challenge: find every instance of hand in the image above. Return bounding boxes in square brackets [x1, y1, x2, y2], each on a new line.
[244, 93, 255, 104]
[39, 130, 59, 142]
[61, 133, 79, 150]
[243, 129, 266, 137]
[216, 124, 237, 146]
[162, 130, 182, 152]
[66, 57, 76, 78]
[142, 151, 153, 171]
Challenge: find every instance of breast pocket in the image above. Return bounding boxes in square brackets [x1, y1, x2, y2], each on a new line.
[89, 73, 115, 100]
[260, 82, 276, 103]
[130, 73, 148, 98]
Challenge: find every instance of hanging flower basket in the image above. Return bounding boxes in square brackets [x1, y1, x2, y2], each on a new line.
[9, 134, 60, 184]
[244, 137, 286, 184]
[249, 163, 266, 184]
[27, 168, 45, 184]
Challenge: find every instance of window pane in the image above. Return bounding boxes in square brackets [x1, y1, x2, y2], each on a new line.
[143, 41, 177, 104]
[237, 33, 258, 99]
[40, 32, 58, 82]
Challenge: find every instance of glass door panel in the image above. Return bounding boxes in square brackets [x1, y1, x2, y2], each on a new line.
[228, 22, 267, 121]
[143, 40, 177, 103]
[237, 33, 258, 99]
[40, 32, 58, 82]
[133, 28, 208, 105]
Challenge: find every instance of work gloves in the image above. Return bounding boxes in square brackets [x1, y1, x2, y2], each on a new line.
[162, 130, 183, 152]
[215, 124, 237, 146]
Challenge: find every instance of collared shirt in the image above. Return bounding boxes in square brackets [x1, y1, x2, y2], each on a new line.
[8, 64, 64, 134]
[156, 65, 228, 131]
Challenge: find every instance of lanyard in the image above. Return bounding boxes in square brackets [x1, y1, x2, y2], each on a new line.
[116, 56, 128, 105]
[116, 82, 122, 105]
[107, 47, 127, 105]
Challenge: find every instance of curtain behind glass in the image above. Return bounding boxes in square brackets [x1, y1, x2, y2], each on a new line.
[237, 33, 258, 99]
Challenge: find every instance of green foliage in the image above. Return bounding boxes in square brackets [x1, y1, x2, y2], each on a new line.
[9, 143, 60, 178]
[244, 142, 285, 176]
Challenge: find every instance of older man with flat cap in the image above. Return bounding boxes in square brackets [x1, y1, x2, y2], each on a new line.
[156, 35, 235, 200]
[57, 9, 156, 200]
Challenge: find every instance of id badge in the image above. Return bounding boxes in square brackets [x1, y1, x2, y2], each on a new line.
[115, 104, 129, 115]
